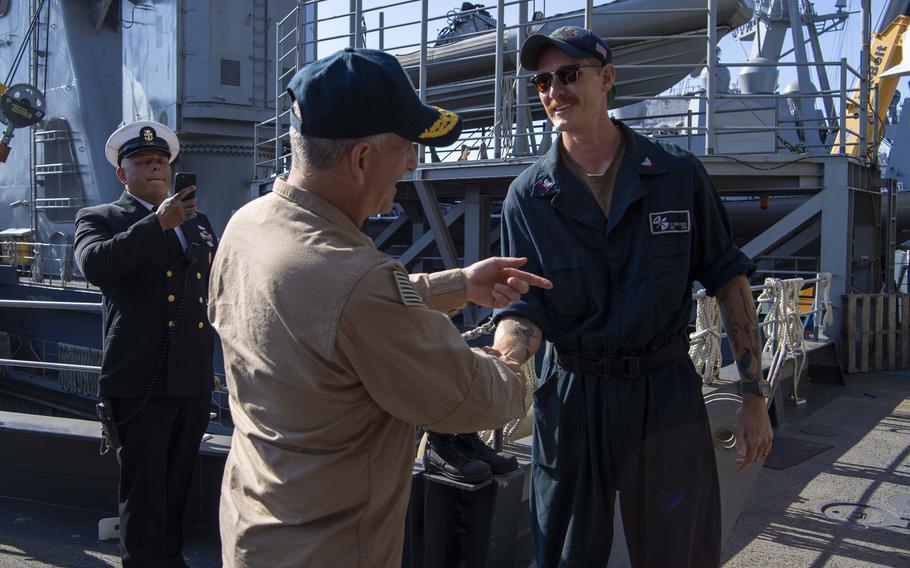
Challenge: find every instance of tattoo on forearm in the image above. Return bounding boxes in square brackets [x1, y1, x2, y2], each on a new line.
[719, 278, 762, 383]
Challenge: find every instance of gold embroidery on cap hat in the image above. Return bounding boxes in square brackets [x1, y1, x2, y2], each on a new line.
[418, 107, 458, 140]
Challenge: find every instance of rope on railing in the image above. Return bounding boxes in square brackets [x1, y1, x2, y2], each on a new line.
[756, 277, 808, 405]
[689, 293, 722, 384]
[58, 342, 102, 397]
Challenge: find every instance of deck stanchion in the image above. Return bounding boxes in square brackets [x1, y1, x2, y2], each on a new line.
[705, 0, 717, 155]
[888, 293, 897, 370]
[902, 294, 910, 367]
[846, 294, 857, 372]
[874, 294, 884, 371]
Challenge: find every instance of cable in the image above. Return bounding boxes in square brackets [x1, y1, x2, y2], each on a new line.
[41, 0, 49, 94]
[3, 0, 46, 87]
[710, 154, 816, 170]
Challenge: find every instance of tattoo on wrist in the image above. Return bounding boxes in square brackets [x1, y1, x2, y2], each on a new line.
[496, 317, 541, 363]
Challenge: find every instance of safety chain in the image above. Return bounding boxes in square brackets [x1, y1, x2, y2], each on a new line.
[179, 144, 254, 156]
[459, 318, 497, 341]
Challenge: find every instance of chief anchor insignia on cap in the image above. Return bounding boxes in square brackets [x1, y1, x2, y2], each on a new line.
[104, 120, 180, 168]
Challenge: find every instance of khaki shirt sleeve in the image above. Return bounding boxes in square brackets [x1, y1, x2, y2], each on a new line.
[336, 262, 525, 432]
[408, 268, 466, 316]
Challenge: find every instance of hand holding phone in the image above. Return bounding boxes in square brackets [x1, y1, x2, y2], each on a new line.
[175, 172, 197, 201]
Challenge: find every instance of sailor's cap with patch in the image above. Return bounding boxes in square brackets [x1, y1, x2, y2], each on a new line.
[104, 120, 179, 168]
[286, 47, 463, 147]
[520, 26, 613, 71]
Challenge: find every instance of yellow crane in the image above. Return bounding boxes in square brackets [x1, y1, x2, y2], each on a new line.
[831, 15, 910, 156]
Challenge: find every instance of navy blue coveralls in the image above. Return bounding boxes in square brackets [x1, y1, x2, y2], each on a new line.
[494, 121, 754, 567]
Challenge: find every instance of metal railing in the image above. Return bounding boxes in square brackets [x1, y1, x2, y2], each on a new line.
[0, 240, 89, 288]
[251, 0, 873, 181]
[690, 273, 832, 390]
[0, 299, 231, 425]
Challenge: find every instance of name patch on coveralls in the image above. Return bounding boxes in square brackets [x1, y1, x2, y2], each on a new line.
[649, 210, 690, 235]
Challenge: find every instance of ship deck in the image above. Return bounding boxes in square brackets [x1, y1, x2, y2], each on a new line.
[0, 368, 908, 568]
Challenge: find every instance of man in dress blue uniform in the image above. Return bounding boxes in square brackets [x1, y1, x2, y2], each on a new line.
[74, 121, 219, 567]
[491, 27, 774, 567]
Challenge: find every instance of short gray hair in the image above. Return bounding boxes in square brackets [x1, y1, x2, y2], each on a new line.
[290, 103, 388, 170]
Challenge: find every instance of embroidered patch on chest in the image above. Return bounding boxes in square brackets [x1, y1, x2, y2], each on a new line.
[394, 271, 423, 306]
[649, 210, 690, 234]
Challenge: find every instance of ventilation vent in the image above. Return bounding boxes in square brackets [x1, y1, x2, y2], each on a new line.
[220, 59, 241, 87]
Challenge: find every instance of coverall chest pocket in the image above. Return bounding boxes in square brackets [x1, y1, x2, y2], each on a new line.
[540, 252, 592, 318]
[531, 365, 581, 471]
[647, 233, 691, 309]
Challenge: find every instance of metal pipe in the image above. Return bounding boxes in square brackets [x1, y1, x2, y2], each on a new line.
[0, 299, 102, 311]
[493, 0, 505, 159]
[355, 0, 363, 48]
[28, 0, 37, 242]
[705, 0, 717, 155]
[275, 8, 289, 175]
[379, 11, 384, 50]
[801, 0, 838, 132]
[515, 0, 530, 155]
[0, 359, 100, 373]
[840, 58, 847, 155]
[859, 0, 871, 161]
[585, 0, 594, 29]
[418, 0, 428, 164]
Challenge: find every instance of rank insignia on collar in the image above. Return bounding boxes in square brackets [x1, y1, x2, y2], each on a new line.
[198, 225, 215, 248]
[394, 271, 423, 306]
[533, 178, 557, 196]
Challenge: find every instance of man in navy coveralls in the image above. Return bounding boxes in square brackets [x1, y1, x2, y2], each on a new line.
[491, 27, 774, 567]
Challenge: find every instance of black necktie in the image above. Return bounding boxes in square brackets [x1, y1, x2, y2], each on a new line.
[165, 228, 184, 256]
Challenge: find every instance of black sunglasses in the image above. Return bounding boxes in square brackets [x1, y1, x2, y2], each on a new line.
[529, 64, 604, 93]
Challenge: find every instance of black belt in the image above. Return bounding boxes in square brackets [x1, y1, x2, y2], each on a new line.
[556, 337, 689, 378]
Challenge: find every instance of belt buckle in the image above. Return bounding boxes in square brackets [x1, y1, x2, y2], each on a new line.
[621, 356, 640, 377]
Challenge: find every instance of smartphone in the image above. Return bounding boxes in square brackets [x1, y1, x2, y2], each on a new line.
[175, 172, 197, 201]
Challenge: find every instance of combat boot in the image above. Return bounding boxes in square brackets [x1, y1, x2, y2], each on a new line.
[424, 432, 492, 483]
[455, 432, 519, 474]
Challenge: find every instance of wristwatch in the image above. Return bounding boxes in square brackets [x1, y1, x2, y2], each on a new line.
[740, 378, 772, 398]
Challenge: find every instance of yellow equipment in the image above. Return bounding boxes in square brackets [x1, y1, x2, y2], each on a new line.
[831, 16, 910, 157]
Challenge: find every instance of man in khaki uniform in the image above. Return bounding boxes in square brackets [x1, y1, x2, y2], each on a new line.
[209, 48, 552, 567]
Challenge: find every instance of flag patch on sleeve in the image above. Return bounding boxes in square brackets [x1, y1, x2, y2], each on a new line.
[394, 271, 423, 306]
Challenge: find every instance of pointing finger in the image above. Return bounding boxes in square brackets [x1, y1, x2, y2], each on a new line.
[490, 256, 529, 269]
[503, 268, 553, 289]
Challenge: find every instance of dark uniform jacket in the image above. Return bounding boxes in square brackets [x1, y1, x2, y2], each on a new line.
[494, 120, 754, 356]
[74, 191, 218, 398]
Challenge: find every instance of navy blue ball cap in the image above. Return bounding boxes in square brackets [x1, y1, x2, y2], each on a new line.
[287, 48, 462, 147]
[520, 26, 612, 71]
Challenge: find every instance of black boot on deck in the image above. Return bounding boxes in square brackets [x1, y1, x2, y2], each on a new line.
[455, 432, 519, 475]
[424, 432, 492, 483]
